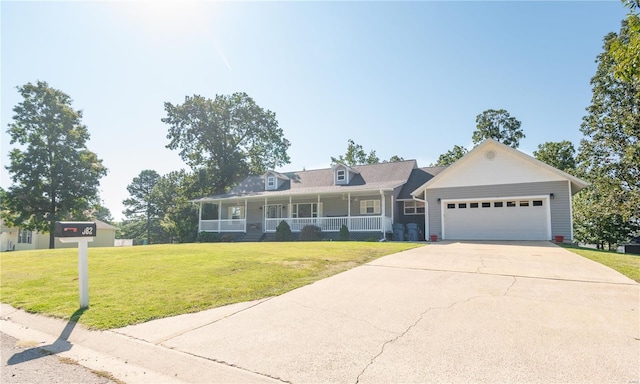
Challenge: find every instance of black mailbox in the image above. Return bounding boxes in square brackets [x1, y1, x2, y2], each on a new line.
[55, 221, 97, 237]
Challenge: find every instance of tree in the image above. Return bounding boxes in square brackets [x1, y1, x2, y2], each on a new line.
[122, 170, 161, 245]
[609, 2, 640, 83]
[151, 170, 199, 243]
[574, 16, 640, 247]
[163, 93, 291, 195]
[533, 141, 576, 172]
[432, 145, 468, 166]
[331, 139, 380, 165]
[1, 81, 107, 248]
[386, 155, 405, 163]
[472, 109, 525, 148]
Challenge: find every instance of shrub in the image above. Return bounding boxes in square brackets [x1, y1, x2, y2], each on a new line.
[299, 225, 322, 241]
[339, 225, 350, 241]
[275, 220, 293, 241]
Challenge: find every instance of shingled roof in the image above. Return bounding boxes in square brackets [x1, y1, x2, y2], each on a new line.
[194, 160, 419, 201]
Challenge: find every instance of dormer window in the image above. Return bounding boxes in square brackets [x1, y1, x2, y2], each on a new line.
[267, 176, 275, 188]
[337, 170, 346, 182]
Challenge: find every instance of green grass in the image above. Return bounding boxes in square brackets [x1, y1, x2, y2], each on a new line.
[561, 244, 640, 283]
[1, 242, 422, 330]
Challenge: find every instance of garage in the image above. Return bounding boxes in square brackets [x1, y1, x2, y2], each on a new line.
[442, 197, 550, 241]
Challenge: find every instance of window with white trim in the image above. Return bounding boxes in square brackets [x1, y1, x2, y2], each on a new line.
[404, 201, 425, 215]
[360, 200, 381, 215]
[228, 206, 244, 219]
[292, 203, 320, 218]
[336, 169, 346, 182]
[265, 204, 283, 218]
[267, 176, 276, 189]
[18, 229, 32, 244]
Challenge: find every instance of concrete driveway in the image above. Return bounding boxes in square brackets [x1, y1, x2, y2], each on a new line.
[114, 241, 639, 384]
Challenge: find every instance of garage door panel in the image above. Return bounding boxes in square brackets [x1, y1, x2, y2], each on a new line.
[443, 199, 549, 241]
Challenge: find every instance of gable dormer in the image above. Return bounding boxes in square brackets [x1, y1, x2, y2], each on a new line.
[264, 171, 290, 191]
[332, 163, 360, 185]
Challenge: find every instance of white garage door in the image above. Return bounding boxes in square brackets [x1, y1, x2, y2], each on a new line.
[442, 198, 550, 241]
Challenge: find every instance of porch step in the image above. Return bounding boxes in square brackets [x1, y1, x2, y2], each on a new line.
[238, 232, 265, 242]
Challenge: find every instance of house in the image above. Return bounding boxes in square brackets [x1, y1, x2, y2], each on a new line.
[0, 219, 118, 251]
[193, 139, 589, 242]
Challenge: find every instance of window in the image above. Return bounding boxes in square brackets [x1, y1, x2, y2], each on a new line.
[507, 201, 516, 207]
[265, 204, 283, 218]
[470, 203, 479, 208]
[292, 203, 319, 218]
[533, 200, 543, 206]
[458, 203, 467, 209]
[404, 201, 425, 215]
[336, 169, 346, 182]
[519, 201, 529, 207]
[228, 206, 244, 220]
[18, 229, 32, 244]
[267, 176, 275, 189]
[447, 203, 456, 209]
[360, 200, 381, 214]
[494, 202, 503, 207]
[482, 202, 491, 208]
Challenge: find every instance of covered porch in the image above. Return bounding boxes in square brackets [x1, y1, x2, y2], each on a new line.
[196, 191, 394, 235]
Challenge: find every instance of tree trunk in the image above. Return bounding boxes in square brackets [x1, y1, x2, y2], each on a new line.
[49, 191, 56, 249]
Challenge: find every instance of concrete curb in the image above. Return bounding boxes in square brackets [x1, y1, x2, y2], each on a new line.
[0, 304, 280, 384]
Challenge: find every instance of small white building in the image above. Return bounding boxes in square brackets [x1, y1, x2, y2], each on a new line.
[0, 219, 117, 251]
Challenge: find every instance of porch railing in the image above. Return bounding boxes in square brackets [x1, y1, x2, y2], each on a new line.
[264, 216, 391, 232]
[199, 219, 246, 232]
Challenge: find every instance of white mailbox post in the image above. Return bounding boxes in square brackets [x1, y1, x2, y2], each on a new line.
[55, 221, 97, 308]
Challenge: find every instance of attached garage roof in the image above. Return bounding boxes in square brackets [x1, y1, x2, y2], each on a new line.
[411, 139, 589, 196]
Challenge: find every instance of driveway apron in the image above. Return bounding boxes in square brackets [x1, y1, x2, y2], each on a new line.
[116, 241, 640, 384]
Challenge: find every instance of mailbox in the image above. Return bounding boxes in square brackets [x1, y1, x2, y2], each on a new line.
[55, 221, 97, 237]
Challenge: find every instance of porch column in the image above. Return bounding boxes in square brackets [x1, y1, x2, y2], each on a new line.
[265, 197, 268, 231]
[347, 193, 351, 230]
[244, 199, 248, 233]
[198, 202, 203, 233]
[380, 190, 386, 236]
[289, 196, 292, 218]
[218, 201, 222, 233]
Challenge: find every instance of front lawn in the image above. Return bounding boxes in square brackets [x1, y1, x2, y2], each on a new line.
[561, 244, 640, 283]
[1, 242, 422, 329]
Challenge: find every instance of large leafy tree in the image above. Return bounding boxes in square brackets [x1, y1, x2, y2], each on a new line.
[331, 139, 379, 165]
[610, 1, 640, 83]
[2, 81, 107, 248]
[163, 93, 291, 195]
[574, 15, 640, 247]
[432, 145, 468, 166]
[122, 170, 161, 245]
[330, 139, 402, 165]
[472, 109, 525, 148]
[151, 170, 199, 243]
[533, 141, 576, 172]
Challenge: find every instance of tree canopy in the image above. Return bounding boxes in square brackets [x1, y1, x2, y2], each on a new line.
[331, 139, 403, 165]
[163, 92, 291, 195]
[122, 170, 161, 245]
[533, 141, 576, 172]
[472, 109, 525, 148]
[432, 145, 468, 166]
[574, 14, 640, 248]
[1, 81, 107, 248]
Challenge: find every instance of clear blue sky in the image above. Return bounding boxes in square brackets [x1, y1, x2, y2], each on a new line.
[1, 1, 629, 221]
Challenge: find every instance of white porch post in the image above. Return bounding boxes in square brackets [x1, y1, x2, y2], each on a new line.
[424, 191, 430, 239]
[347, 193, 351, 230]
[381, 190, 386, 236]
[264, 197, 268, 231]
[244, 199, 248, 232]
[218, 201, 222, 233]
[198, 202, 203, 233]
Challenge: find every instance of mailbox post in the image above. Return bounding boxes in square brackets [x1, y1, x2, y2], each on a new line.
[55, 221, 97, 308]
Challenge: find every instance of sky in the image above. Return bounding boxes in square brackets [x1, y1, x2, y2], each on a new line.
[0, 1, 630, 221]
